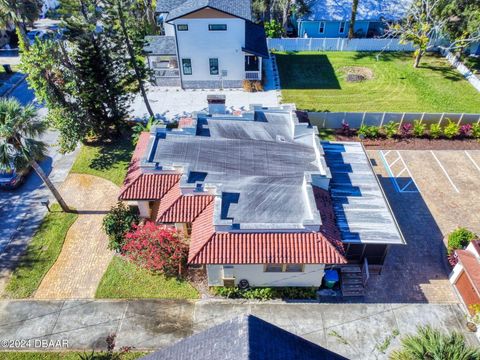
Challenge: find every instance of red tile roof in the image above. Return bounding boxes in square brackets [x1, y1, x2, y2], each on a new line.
[456, 249, 480, 294]
[119, 132, 180, 200]
[157, 195, 215, 223]
[188, 202, 346, 265]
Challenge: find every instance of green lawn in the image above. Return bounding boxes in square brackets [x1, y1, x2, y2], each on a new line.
[3, 205, 77, 298]
[70, 135, 134, 186]
[276, 52, 480, 113]
[95, 256, 199, 299]
[0, 351, 148, 360]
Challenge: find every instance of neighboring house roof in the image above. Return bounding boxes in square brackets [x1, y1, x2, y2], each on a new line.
[303, 0, 412, 22]
[322, 141, 405, 245]
[243, 21, 269, 58]
[119, 133, 180, 200]
[144, 35, 177, 55]
[456, 246, 480, 295]
[157, 0, 252, 21]
[140, 314, 348, 360]
[188, 202, 346, 265]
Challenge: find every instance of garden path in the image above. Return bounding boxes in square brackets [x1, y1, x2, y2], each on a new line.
[34, 174, 118, 299]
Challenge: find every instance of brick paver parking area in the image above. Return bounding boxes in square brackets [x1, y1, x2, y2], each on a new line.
[366, 150, 480, 304]
[34, 174, 118, 299]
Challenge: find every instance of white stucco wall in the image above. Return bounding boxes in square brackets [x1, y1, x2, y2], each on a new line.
[137, 201, 150, 218]
[207, 264, 325, 287]
[171, 18, 245, 82]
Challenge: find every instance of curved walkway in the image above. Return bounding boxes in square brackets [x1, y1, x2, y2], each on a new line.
[34, 174, 118, 299]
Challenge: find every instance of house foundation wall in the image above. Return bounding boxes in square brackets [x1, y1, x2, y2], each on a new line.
[182, 80, 243, 89]
[206, 264, 325, 287]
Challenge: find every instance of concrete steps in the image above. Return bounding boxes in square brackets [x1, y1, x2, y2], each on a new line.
[341, 266, 365, 297]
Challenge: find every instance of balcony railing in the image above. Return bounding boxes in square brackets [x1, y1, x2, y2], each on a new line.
[245, 71, 260, 80]
[154, 68, 180, 78]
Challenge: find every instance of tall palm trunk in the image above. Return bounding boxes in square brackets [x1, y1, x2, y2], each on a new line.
[31, 161, 71, 213]
[348, 0, 359, 39]
[116, 0, 154, 118]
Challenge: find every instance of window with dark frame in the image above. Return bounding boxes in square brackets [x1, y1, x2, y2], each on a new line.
[265, 264, 304, 272]
[177, 24, 188, 31]
[182, 58, 192, 75]
[209, 58, 219, 75]
[339, 21, 346, 34]
[265, 264, 283, 272]
[319, 21, 325, 34]
[209, 24, 227, 31]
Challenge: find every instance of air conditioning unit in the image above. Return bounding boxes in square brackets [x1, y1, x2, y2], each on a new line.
[221, 69, 228, 77]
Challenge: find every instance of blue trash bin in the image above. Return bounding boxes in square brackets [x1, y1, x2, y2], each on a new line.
[324, 269, 339, 289]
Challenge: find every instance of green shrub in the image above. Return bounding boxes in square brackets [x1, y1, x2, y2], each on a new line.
[472, 123, 480, 139]
[103, 202, 139, 252]
[357, 124, 368, 138]
[358, 125, 381, 139]
[443, 119, 460, 139]
[429, 123, 442, 139]
[448, 228, 476, 254]
[413, 119, 426, 137]
[383, 121, 398, 138]
[212, 286, 318, 300]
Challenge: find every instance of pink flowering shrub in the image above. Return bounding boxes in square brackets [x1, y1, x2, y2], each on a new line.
[122, 222, 189, 276]
[460, 123, 473, 137]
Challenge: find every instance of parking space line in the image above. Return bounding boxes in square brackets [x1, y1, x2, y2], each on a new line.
[465, 151, 480, 174]
[379, 150, 420, 193]
[430, 151, 460, 193]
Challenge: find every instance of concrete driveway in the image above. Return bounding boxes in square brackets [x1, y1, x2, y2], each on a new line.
[0, 300, 476, 359]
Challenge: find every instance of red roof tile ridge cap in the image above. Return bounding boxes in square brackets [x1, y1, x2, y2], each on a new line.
[318, 232, 347, 263]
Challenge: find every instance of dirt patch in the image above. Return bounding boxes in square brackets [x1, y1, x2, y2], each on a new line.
[332, 132, 480, 150]
[340, 66, 374, 82]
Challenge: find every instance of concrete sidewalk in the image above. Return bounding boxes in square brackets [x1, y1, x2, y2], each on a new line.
[0, 300, 476, 359]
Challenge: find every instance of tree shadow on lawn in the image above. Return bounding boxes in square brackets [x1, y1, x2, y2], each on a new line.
[352, 51, 411, 62]
[86, 135, 134, 172]
[275, 53, 341, 89]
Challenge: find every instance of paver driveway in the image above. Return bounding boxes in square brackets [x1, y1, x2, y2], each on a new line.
[34, 174, 118, 299]
[365, 150, 480, 304]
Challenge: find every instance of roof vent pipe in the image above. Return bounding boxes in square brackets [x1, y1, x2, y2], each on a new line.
[207, 94, 226, 115]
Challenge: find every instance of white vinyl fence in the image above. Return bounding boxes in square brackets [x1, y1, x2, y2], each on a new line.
[443, 50, 480, 92]
[308, 112, 480, 129]
[267, 38, 416, 52]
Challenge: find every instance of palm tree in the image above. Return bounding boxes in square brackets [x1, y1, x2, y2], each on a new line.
[390, 325, 480, 360]
[348, 0, 359, 39]
[0, 98, 71, 212]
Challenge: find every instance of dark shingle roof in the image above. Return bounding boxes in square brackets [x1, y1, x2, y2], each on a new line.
[144, 36, 177, 55]
[140, 315, 348, 360]
[243, 21, 269, 58]
[156, 0, 252, 21]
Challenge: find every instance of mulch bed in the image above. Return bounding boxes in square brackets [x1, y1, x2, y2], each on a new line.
[332, 133, 480, 150]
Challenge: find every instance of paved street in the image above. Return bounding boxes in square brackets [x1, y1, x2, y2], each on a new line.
[0, 300, 476, 359]
[0, 80, 79, 292]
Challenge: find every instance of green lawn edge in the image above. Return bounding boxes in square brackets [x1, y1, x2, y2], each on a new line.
[70, 135, 134, 187]
[0, 351, 148, 360]
[3, 204, 78, 298]
[95, 256, 199, 299]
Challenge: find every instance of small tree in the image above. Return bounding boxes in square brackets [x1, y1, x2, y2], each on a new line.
[103, 202, 139, 252]
[264, 19, 285, 38]
[390, 325, 480, 359]
[123, 222, 189, 276]
[386, 0, 480, 68]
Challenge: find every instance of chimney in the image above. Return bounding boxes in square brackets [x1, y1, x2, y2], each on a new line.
[207, 94, 226, 115]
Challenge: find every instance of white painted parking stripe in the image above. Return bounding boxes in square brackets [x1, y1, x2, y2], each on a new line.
[430, 151, 460, 193]
[465, 151, 480, 174]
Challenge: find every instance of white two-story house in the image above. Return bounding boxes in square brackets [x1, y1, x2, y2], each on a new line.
[144, 0, 268, 89]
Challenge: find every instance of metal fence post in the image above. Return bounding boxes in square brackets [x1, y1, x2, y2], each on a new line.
[438, 113, 444, 125]
[360, 112, 366, 127]
[380, 112, 386, 127]
[398, 113, 405, 130]
[457, 113, 464, 125]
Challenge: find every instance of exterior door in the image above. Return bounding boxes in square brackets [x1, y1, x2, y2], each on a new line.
[455, 271, 480, 314]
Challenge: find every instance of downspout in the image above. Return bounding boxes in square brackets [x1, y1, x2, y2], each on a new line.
[172, 21, 184, 89]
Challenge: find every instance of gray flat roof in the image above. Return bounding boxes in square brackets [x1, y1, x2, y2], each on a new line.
[144, 106, 328, 230]
[322, 141, 405, 245]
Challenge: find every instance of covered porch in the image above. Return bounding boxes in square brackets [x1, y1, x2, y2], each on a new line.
[144, 35, 181, 87]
